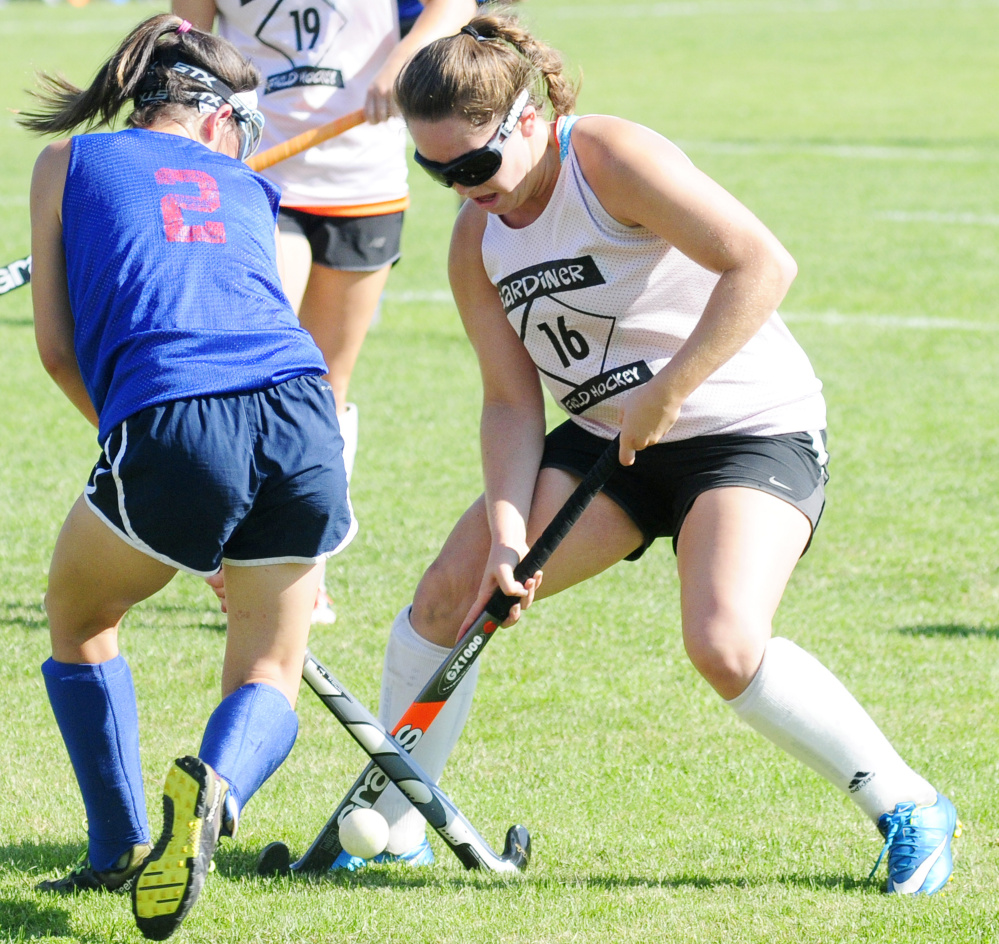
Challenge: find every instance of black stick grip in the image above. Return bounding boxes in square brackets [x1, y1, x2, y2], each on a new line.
[482, 436, 620, 625]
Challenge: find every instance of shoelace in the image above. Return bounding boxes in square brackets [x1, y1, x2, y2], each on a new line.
[869, 807, 916, 878]
[47, 850, 111, 889]
[64, 850, 92, 879]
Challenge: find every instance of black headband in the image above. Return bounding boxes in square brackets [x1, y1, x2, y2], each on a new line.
[460, 25, 488, 42]
[136, 60, 237, 111]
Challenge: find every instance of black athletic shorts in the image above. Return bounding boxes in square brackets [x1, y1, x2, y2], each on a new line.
[540, 420, 829, 560]
[277, 208, 403, 272]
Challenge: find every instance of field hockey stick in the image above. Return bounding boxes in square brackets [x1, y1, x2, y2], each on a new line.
[271, 650, 531, 873]
[1, 113, 366, 301]
[0, 254, 31, 297]
[246, 108, 365, 171]
[258, 436, 621, 876]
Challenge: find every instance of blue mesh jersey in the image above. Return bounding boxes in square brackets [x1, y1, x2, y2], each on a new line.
[62, 129, 328, 442]
[397, 0, 423, 20]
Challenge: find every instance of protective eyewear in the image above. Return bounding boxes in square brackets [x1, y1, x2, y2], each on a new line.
[226, 88, 265, 163]
[414, 89, 530, 188]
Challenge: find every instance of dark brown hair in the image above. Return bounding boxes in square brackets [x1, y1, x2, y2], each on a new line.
[18, 13, 260, 135]
[395, 11, 578, 130]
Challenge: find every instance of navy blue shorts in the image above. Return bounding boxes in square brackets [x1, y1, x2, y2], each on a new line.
[541, 421, 829, 560]
[85, 375, 356, 576]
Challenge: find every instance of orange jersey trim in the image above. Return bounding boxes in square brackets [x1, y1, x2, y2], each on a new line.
[282, 196, 410, 218]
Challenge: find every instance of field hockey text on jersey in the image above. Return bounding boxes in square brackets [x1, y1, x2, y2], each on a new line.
[497, 255, 605, 312]
[562, 360, 653, 414]
[265, 66, 344, 94]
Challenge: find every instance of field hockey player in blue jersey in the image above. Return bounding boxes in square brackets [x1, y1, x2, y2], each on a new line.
[21, 15, 354, 939]
[357, 12, 960, 896]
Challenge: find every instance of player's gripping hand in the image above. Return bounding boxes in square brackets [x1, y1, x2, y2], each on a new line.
[457, 541, 542, 640]
[617, 379, 683, 466]
[365, 63, 400, 124]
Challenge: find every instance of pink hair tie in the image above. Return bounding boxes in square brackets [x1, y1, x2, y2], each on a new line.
[177, 19, 193, 33]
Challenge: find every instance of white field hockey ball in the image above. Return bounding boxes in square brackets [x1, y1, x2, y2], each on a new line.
[339, 808, 390, 859]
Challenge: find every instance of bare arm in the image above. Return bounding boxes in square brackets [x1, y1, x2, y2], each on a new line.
[170, 0, 217, 31]
[569, 117, 798, 464]
[448, 202, 547, 625]
[30, 140, 98, 428]
[365, 0, 476, 123]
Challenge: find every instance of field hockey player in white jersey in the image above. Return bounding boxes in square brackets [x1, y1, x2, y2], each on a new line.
[174, 0, 476, 623]
[351, 12, 960, 894]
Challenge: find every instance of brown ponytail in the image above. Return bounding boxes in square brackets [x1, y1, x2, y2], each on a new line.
[395, 11, 578, 130]
[18, 13, 260, 135]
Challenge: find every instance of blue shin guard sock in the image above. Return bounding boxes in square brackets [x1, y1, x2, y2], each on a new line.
[42, 656, 149, 871]
[198, 683, 298, 832]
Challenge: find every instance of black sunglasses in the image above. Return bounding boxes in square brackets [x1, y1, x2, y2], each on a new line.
[413, 89, 531, 188]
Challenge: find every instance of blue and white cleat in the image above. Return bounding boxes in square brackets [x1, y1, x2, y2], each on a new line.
[870, 793, 961, 895]
[329, 838, 434, 872]
[372, 838, 435, 867]
[328, 849, 368, 872]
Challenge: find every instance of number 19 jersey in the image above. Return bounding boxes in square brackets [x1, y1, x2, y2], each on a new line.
[215, 0, 408, 210]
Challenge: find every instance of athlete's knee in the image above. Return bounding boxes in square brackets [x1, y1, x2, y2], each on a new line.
[45, 603, 122, 664]
[411, 557, 475, 646]
[682, 607, 769, 699]
[45, 583, 121, 640]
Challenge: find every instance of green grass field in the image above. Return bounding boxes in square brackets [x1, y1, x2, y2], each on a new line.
[1, 0, 997, 941]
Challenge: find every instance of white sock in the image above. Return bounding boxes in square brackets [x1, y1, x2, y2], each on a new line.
[727, 637, 937, 822]
[339, 402, 358, 484]
[373, 606, 480, 853]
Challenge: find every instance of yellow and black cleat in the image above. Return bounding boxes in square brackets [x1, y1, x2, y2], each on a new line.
[36, 842, 152, 896]
[132, 756, 226, 941]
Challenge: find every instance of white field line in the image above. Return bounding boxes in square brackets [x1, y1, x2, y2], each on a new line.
[0, 273, 987, 332]
[676, 140, 998, 164]
[781, 311, 999, 331]
[383, 289, 453, 304]
[545, 0, 999, 17]
[7, 113, 993, 164]
[382, 292, 998, 332]
[875, 210, 999, 226]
